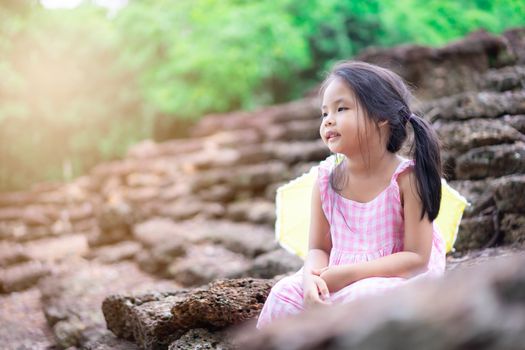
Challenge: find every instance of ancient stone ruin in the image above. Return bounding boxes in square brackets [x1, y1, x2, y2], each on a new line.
[0, 28, 524, 349]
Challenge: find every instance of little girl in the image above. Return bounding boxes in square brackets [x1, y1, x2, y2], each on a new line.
[256, 60, 446, 329]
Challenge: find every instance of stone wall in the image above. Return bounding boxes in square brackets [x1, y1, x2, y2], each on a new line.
[0, 27, 524, 349]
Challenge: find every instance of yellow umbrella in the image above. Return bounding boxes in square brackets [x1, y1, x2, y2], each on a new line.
[275, 155, 470, 260]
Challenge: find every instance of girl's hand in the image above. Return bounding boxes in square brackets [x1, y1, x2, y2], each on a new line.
[314, 266, 351, 293]
[302, 271, 332, 310]
[311, 267, 330, 275]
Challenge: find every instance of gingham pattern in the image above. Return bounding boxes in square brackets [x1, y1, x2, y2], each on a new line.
[256, 156, 446, 330]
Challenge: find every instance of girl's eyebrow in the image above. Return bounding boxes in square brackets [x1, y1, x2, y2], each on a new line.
[321, 97, 349, 109]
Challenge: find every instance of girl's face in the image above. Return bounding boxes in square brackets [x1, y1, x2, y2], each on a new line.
[319, 77, 376, 158]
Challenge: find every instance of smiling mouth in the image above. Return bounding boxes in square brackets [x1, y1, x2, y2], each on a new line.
[326, 132, 341, 141]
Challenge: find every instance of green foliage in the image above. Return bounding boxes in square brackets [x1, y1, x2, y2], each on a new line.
[377, 0, 525, 47]
[113, 0, 386, 117]
[114, 0, 312, 118]
[0, 3, 149, 191]
[115, 0, 525, 120]
[284, 0, 382, 81]
[0, 0, 524, 191]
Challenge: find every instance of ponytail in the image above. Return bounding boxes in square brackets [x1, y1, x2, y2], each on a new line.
[408, 113, 442, 221]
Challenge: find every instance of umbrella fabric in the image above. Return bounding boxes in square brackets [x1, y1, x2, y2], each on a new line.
[435, 178, 470, 252]
[275, 155, 469, 260]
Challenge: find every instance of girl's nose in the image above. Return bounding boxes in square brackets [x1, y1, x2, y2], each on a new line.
[324, 116, 334, 126]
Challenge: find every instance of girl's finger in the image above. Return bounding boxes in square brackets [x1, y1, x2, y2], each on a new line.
[304, 293, 324, 309]
[316, 280, 330, 300]
[318, 298, 332, 305]
[313, 296, 332, 306]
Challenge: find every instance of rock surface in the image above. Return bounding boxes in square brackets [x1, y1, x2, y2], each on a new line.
[170, 278, 273, 330]
[167, 328, 236, 350]
[102, 277, 276, 350]
[0, 288, 57, 350]
[235, 249, 525, 350]
[38, 260, 178, 349]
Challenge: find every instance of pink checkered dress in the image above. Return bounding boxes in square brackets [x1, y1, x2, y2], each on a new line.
[256, 155, 446, 329]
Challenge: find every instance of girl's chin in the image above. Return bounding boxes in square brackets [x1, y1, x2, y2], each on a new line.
[328, 146, 342, 154]
[325, 139, 346, 153]
[327, 143, 349, 155]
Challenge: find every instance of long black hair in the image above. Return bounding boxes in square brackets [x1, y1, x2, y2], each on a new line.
[319, 60, 442, 221]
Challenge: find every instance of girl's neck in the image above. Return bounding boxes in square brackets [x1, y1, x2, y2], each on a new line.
[343, 151, 399, 178]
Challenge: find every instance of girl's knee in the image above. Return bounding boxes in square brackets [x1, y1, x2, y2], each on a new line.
[269, 275, 301, 296]
[257, 275, 306, 329]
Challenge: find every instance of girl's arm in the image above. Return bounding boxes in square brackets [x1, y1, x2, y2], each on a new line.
[320, 169, 433, 290]
[303, 178, 332, 280]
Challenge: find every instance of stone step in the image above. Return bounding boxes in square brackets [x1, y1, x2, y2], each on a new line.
[0, 288, 56, 349]
[0, 261, 51, 293]
[503, 28, 525, 64]
[23, 233, 89, 262]
[435, 118, 524, 155]
[0, 218, 97, 243]
[167, 243, 251, 287]
[87, 241, 143, 264]
[0, 241, 29, 267]
[131, 217, 186, 246]
[503, 114, 525, 134]
[264, 140, 329, 165]
[102, 290, 191, 342]
[133, 217, 276, 255]
[132, 219, 288, 280]
[262, 119, 323, 142]
[190, 98, 320, 137]
[492, 174, 525, 214]
[448, 175, 525, 250]
[155, 199, 225, 222]
[357, 29, 514, 101]
[422, 90, 525, 121]
[188, 161, 290, 191]
[1, 233, 89, 267]
[229, 248, 304, 279]
[477, 65, 525, 92]
[185, 219, 278, 258]
[127, 139, 204, 159]
[225, 200, 275, 226]
[455, 214, 496, 251]
[181, 145, 274, 172]
[102, 277, 274, 350]
[39, 261, 179, 349]
[113, 293, 191, 350]
[168, 328, 236, 350]
[501, 214, 525, 245]
[455, 142, 525, 180]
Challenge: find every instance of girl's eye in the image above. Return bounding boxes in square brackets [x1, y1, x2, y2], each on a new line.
[338, 107, 348, 112]
[320, 113, 327, 119]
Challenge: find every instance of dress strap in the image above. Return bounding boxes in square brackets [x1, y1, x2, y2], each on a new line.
[317, 154, 337, 224]
[391, 158, 415, 184]
[390, 158, 414, 203]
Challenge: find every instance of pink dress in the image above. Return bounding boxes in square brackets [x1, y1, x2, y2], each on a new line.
[256, 155, 446, 329]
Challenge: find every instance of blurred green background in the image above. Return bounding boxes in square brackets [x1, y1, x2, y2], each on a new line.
[1, 0, 524, 192]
